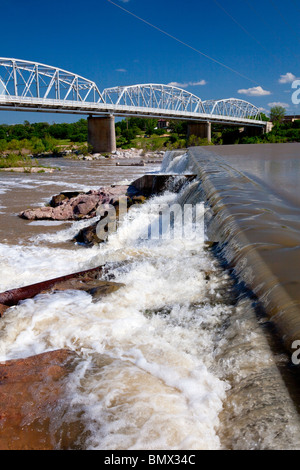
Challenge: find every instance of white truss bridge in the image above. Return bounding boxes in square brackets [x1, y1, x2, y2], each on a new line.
[0, 58, 266, 128]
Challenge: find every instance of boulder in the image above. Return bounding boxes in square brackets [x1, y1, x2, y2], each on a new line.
[131, 195, 147, 204]
[0, 349, 77, 450]
[49, 191, 85, 208]
[73, 221, 99, 246]
[73, 194, 146, 246]
[74, 208, 120, 246]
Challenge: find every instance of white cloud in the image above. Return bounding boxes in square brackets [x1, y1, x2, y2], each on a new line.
[168, 80, 207, 88]
[258, 107, 269, 114]
[238, 86, 271, 96]
[191, 80, 207, 86]
[268, 101, 290, 108]
[278, 72, 296, 84]
[116, 68, 127, 72]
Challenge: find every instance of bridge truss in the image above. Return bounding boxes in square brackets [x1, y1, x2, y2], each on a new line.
[0, 58, 265, 127]
[0, 58, 103, 103]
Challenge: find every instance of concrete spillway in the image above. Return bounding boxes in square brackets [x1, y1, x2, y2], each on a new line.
[177, 145, 300, 355]
[161, 145, 300, 449]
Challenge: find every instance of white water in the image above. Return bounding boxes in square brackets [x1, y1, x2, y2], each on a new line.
[160, 151, 194, 174]
[1, 153, 300, 450]
[0, 173, 232, 449]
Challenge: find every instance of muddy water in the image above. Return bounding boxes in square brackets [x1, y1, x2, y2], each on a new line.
[205, 143, 300, 207]
[0, 157, 161, 248]
[1, 150, 300, 450]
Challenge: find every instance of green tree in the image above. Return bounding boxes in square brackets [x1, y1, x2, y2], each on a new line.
[115, 126, 122, 137]
[122, 129, 136, 143]
[168, 120, 187, 135]
[0, 128, 7, 140]
[145, 119, 157, 136]
[270, 106, 286, 124]
[260, 113, 270, 122]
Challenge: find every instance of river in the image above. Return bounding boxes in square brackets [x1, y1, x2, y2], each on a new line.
[0, 147, 300, 450]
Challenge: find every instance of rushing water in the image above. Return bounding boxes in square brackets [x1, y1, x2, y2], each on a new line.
[1, 150, 300, 450]
[187, 144, 300, 354]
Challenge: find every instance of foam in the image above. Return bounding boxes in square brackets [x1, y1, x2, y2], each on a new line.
[0, 184, 230, 449]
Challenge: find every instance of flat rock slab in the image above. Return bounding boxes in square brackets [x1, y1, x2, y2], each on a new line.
[0, 167, 55, 173]
[0, 349, 77, 450]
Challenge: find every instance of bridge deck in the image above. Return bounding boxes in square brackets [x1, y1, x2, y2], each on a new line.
[0, 96, 266, 127]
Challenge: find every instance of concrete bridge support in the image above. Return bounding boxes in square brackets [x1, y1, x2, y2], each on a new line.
[88, 115, 116, 153]
[187, 121, 212, 143]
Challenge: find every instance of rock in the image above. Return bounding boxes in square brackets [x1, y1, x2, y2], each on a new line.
[74, 221, 99, 246]
[0, 167, 55, 173]
[0, 349, 77, 450]
[131, 195, 146, 204]
[49, 191, 84, 208]
[0, 304, 9, 317]
[73, 193, 147, 246]
[73, 196, 100, 217]
[49, 193, 68, 207]
[74, 206, 121, 246]
[19, 185, 130, 221]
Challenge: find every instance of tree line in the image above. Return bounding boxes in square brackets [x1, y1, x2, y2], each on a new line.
[0, 118, 88, 143]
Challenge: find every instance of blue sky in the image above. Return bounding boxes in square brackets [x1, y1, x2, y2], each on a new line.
[1, 0, 299, 124]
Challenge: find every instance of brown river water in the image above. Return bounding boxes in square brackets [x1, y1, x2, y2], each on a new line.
[0, 147, 300, 450]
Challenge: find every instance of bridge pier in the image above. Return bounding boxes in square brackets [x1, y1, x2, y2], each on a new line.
[187, 121, 211, 143]
[87, 115, 116, 153]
